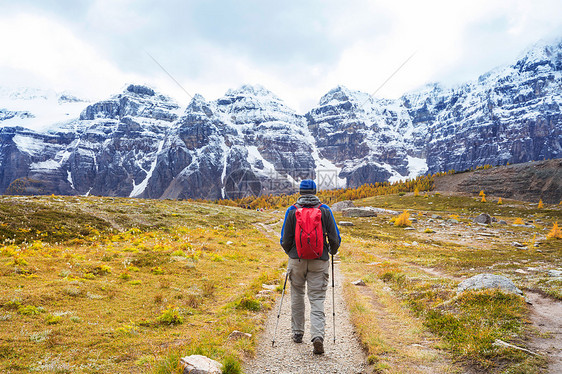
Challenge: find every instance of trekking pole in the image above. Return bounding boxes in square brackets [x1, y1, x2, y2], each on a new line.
[272, 269, 289, 347]
[331, 253, 336, 344]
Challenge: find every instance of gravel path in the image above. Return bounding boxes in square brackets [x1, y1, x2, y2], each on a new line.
[244, 260, 369, 374]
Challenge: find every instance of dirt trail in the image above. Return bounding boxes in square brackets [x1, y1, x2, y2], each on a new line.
[244, 264, 370, 374]
[526, 292, 562, 373]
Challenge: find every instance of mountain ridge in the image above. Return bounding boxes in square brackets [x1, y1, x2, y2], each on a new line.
[0, 39, 561, 199]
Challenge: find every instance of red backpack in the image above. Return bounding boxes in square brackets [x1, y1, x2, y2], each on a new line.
[293, 204, 324, 259]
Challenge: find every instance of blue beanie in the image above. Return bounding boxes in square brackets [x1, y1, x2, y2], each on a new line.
[299, 179, 317, 195]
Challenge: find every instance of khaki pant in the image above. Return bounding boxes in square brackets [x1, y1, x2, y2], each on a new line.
[288, 258, 330, 340]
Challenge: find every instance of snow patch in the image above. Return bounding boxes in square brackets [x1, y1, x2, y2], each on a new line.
[386, 156, 428, 183]
[302, 129, 346, 190]
[247, 146, 276, 173]
[67, 170, 75, 189]
[13, 134, 45, 155]
[30, 159, 59, 171]
[406, 156, 428, 179]
[130, 139, 165, 197]
[220, 139, 229, 199]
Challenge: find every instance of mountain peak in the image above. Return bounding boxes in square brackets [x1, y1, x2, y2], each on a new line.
[186, 93, 213, 116]
[513, 37, 562, 73]
[125, 84, 156, 97]
[318, 85, 371, 107]
[225, 84, 279, 99]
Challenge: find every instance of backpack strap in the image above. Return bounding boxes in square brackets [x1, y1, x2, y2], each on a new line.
[293, 203, 321, 209]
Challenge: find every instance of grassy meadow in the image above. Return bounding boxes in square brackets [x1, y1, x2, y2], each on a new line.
[338, 192, 561, 373]
[0, 195, 284, 373]
[0, 191, 560, 373]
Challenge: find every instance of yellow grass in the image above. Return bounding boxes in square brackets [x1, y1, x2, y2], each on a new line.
[0, 196, 284, 373]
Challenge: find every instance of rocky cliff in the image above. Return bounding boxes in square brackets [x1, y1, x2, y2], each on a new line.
[0, 40, 561, 199]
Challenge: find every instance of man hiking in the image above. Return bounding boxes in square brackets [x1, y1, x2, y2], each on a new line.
[280, 179, 341, 354]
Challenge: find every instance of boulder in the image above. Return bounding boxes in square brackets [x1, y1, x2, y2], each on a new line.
[256, 290, 272, 298]
[431, 214, 442, 219]
[227, 330, 252, 340]
[457, 274, 523, 296]
[351, 279, 366, 286]
[473, 213, 492, 225]
[181, 355, 222, 374]
[331, 200, 355, 212]
[339, 221, 354, 226]
[369, 207, 399, 215]
[548, 270, 562, 277]
[342, 208, 377, 217]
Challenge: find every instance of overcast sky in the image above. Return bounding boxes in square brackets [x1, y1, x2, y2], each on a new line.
[1, 0, 561, 112]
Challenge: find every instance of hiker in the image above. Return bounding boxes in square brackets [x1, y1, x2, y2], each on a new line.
[280, 179, 341, 354]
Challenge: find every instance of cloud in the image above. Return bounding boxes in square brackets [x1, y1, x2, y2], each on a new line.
[0, 13, 137, 99]
[320, 0, 562, 100]
[0, 0, 561, 115]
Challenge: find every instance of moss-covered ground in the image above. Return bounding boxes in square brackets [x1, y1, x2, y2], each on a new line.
[0, 195, 284, 373]
[339, 191, 561, 373]
[1, 192, 560, 373]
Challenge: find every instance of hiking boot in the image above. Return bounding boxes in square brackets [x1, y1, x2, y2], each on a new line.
[292, 333, 303, 343]
[312, 337, 324, 354]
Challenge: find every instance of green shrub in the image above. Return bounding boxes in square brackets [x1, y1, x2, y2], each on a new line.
[119, 271, 131, 280]
[44, 314, 62, 325]
[18, 305, 42, 316]
[92, 264, 111, 275]
[222, 356, 242, 374]
[236, 297, 261, 311]
[156, 307, 183, 325]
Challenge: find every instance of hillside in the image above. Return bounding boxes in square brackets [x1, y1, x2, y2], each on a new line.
[434, 159, 562, 204]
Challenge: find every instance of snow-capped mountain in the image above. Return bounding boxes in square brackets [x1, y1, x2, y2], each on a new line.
[0, 87, 87, 132]
[0, 39, 561, 199]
